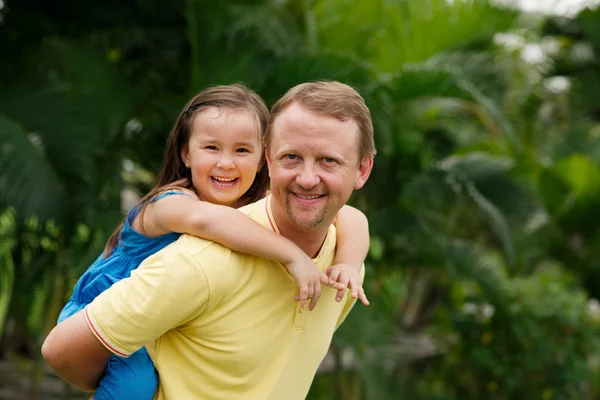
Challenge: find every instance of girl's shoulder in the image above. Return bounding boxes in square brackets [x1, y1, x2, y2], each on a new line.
[129, 185, 199, 237]
[150, 186, 199, 203]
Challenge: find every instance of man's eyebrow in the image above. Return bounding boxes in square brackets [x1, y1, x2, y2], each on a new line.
[273, 144, 294, 154]
[318, 149, 346, 159]
[273, 147, 348, 161]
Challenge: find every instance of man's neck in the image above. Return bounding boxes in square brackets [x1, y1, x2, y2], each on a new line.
[269, 200, 330, 259]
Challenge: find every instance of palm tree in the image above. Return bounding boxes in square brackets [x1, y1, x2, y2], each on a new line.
[0, 39, 134, 395]
[3, 0, 600, 398]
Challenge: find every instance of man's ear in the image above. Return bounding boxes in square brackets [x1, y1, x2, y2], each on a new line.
[354, 156, 373, 190]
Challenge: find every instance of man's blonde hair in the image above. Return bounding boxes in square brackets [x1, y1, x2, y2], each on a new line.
[266, 81, 376, 160]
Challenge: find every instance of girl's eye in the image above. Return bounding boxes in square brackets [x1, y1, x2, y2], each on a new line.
[205, 146, 218, 151]
[236, 148, 250, 153]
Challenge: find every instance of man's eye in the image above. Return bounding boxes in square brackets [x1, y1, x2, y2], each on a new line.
[285, 154, 298, 160]
[323, 157, 336, 163]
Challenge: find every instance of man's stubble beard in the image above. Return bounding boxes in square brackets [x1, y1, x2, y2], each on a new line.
[285, 197, 328, 229]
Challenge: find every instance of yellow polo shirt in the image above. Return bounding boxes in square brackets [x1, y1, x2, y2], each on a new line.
[85, 196, 363, 400]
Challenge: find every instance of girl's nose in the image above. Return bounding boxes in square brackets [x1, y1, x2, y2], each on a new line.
[217, 157, 235, 170]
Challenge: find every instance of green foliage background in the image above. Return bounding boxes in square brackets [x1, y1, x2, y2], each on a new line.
[2, 0, 600, 398]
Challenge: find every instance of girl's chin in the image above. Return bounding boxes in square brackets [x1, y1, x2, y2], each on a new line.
[206, 192, 242, 207]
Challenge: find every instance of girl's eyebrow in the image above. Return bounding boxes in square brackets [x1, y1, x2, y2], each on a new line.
[235, 141, 258, 148]
[196, 138, 257, 148]
[195, 137, 216, 143]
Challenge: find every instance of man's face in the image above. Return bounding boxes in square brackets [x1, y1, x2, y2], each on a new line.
[267, 103, 372, 230]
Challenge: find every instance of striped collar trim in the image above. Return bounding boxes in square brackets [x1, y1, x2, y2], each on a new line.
[264, 195, 280, 234]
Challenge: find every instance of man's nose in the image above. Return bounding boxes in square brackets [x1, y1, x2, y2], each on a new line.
[216, 155, 235, 170]
[296, 163, 320, 189]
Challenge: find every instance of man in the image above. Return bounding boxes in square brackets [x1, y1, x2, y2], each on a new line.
[42, 81, 376, 399]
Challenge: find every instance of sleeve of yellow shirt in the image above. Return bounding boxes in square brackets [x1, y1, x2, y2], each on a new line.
[85, 244, 210, 357]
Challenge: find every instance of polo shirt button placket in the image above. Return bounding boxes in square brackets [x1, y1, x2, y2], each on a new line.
[293, 302, 306, 331]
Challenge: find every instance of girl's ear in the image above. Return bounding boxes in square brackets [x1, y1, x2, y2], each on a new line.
[181, 147, 189, 168]
[257, 144, 267, 170]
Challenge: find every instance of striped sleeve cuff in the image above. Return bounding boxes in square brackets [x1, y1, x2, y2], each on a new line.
[84, 305, 131, 357]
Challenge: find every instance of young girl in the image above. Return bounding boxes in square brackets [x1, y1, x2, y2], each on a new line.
[57, 84, 370, 400]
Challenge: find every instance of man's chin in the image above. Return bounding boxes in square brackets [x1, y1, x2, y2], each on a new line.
[287, 211, 327, 229]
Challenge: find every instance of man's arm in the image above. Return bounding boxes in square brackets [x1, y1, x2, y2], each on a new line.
[42, 241, 211, 391]
[42, 310, 113, 392]
[330, 205, 370, 305]
[335, 264, 366, 330]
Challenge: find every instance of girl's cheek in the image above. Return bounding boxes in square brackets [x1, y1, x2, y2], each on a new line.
[241, 157, 261, 170]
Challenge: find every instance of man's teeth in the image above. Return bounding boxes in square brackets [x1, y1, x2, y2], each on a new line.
[296, 194, 320, 199]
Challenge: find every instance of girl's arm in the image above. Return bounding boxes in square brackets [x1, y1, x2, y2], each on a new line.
[141, 192, 326, 310]
[329, 205, 370, 305]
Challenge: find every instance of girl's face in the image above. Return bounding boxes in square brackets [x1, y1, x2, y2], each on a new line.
[182, 108, 263, 208]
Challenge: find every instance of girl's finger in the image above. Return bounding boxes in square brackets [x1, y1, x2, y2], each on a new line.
[309, 282, 322, 311]
[358, 287, 370, 306]
[328, 267, 341, 285]
[349, 279, 360, 298]
[298, 283, 309, 309]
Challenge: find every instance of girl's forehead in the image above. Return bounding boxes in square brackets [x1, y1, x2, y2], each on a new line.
[190, 107, 262, 142]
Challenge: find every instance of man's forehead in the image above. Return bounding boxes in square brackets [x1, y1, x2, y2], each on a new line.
[273, 103, 312, 129]
[273, 103, 357, 135]
[269, 103, 361, 161]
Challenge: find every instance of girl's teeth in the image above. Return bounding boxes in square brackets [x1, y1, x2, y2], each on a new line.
[212, 177, 236, 187]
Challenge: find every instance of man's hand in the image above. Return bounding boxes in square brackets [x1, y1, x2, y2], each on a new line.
[322, 264, 369, 306]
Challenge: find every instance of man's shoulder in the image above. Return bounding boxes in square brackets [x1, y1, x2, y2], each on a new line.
[174, 233, 219, 256]
[237, 197, 267, 220]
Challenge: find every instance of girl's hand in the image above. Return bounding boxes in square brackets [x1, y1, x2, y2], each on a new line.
[285, 253, 323, 311]
[323, 264, 369, 306]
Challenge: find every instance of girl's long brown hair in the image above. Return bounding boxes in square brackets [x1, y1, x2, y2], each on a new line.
[103, 84, 270, 257]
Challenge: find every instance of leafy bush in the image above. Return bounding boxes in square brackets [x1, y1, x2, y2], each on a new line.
[417, 267, 600, 399]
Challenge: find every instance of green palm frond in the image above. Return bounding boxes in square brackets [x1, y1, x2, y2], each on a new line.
[261, 52, 373, 103]
[577, 7, 600, 49]
[3, 87, 103, 188]
[382, 65, 521, 152]
[0, 208, 16, 337]
[229, 3, 304, 57]
[436, 152, 516, 183]
[313, 0, 517, 70]
[427, 51, 508, 100]
[436, 153, 516, 266]
[538, 153, 600, 229]
[465, 182, 515, 266]
[0, 42, 132, 223]
[0, 115, 67, 220]
[185, 0, 306, 89]
[400, 152, 518, 267]
[423, 231, 507, 309]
